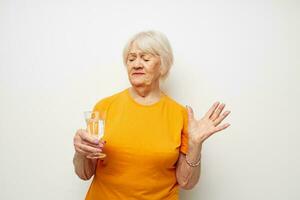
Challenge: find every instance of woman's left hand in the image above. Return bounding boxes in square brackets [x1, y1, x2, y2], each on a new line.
[186, 102, 231, 145]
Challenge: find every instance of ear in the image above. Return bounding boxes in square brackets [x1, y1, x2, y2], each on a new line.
[159, 64, 167, 77]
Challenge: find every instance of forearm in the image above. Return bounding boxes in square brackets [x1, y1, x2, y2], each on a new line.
[73, 152, 97, 180]
[176, 142, 202, 190]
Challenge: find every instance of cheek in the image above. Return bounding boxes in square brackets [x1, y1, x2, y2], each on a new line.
[147, 62, 161, 76]
[126, 65, 132, 73]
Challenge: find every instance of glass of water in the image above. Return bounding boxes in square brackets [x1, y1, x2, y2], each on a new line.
[84, 111, 106, 159]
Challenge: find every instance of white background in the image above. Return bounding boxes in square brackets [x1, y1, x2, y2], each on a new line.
[0, 0, 299, 199]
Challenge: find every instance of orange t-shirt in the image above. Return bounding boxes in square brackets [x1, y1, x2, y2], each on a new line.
[85, 88, 189, 200]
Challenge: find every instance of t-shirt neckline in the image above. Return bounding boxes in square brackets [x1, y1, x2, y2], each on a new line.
[126, 88, 166, 108]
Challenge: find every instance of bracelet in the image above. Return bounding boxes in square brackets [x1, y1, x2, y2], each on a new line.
[185, 154, 201, 167]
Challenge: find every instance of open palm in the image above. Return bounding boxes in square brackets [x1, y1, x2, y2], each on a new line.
[187, 102, 231, 144]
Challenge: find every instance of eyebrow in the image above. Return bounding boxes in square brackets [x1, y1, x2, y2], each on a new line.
[128, 53, 151, 57]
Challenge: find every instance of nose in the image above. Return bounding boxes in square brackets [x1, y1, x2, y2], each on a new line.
[132, 58, 143, 69]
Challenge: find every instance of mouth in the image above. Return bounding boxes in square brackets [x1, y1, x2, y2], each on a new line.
[132, 72, 145, 76]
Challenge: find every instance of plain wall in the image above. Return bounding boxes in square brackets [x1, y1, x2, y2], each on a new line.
[0, 0, 299, 199]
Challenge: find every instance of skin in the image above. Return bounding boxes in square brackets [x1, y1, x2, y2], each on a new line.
[73, 42, 231, 190]
[126, 42, 163, 100]
[176, 103, 231, 189]
[73, 130, 105, 180]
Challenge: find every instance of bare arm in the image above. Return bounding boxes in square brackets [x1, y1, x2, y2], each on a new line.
[73, 129, 105, 180]
[176, 142, 202, 190]
[73, 152, 98, 180]
[176, 102, 231, 190]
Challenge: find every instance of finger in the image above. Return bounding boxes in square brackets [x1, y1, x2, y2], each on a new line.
[86, 154, 100, 160]
[86, 152, 106, 160]
[99, 139, 107, 145]
[213, 110, 231, 126]
[210, 103, 225, 121]
[82, 140, 104, 149]
[74, 129, 86, 143]
[186, 105, 194, 121]
[75, 147, 87, 156]
[79, 130, 99, 145]
[204, 102, 220, 119]
[77, 143, 103, 154]
[213, 123, 231, 134]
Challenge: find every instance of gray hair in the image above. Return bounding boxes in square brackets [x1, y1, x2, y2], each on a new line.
[123, 30, 174, 79]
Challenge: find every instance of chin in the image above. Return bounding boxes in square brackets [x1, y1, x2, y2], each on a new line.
[130, 78, 146, 87]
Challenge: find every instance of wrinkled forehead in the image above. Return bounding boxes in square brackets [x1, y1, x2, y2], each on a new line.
[128, 40, 159, 56]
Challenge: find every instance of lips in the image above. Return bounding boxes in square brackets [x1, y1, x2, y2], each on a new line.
[132, 72, 145, 75]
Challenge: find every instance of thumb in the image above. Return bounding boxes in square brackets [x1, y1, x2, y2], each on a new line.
[186, 105, 194, 121]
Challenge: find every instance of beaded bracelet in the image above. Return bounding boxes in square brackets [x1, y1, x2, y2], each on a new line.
[185, 155, 201, 167]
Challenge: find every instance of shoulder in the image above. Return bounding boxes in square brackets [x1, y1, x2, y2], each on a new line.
[164, 95, 187, 114]
[93, 89, 127, 111]
[164, 94, 186, 110]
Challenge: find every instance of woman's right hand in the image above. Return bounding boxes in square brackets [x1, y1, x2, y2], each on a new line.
[73, 129, 106, 159]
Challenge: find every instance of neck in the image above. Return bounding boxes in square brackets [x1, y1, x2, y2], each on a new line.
[129, 82, 162, 105]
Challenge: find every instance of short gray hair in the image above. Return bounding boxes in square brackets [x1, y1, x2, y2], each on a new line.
[123, 30, 174, 79]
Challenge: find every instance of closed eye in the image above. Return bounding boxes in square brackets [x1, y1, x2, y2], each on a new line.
[128, 58, 135, 62]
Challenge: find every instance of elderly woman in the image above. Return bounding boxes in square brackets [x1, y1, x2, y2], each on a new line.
[73, 30, 231, 200]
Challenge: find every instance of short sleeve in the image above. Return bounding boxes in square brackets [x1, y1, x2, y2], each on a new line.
[92, 98, 112, 120]
[180, 107, 189, 154]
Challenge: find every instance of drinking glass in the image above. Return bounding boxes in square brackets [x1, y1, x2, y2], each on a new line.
[84, 111, 106, 159]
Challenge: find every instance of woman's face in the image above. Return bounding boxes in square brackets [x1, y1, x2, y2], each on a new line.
[126, 43, 162, 87]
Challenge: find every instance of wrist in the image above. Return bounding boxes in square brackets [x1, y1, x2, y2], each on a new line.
[185, 155, 201, 167]
[188, 140, 203, 152]
[186, 142, 202, 165]
[185, 149, 202, 167]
